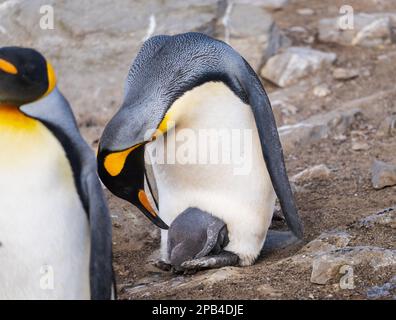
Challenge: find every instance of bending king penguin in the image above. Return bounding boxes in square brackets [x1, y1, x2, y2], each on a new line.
[98, 33, 303, 272]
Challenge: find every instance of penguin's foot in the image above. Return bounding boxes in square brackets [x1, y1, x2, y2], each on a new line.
[173, 251, 239, 275]
[261, 230, 303, 256]
[152, 259, 172, 272]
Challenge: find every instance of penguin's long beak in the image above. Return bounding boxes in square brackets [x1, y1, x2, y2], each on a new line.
[0, 58, 18, 75]
[97, 142, 169, 230]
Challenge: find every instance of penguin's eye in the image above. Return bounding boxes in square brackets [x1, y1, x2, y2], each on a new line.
[24, 63, 36, 75]
[21, 63, 42, 84]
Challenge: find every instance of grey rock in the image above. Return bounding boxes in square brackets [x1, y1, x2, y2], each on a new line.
[376, 115, 396, 137]
[203, 267, 242, 283]
[255, 284, 283, 297]
[276, 205, 396, 289]
[277, 90, 392, 154]
[318, 13, 396, 47]
[279, 107, 361, 153]
[297, 8, 314, 16]
[233, 0, 289, 10]
[271, 99, 298, 126]
[352, 16, 392, 47]
[272, 99, 298, 115]
[291, 164, 332, 185]
[260, 47, 337, 87]
[126, 266, 242, 295]
[351, 141, 370, 151]
[333, 68, 360, 81]
[302, 231, 352, 255]
[311, 246, 396, 285]
[220, 3, 290, 70]
[269, 81, 315, 103]
[313, 84, 331, 97]
[288, 26, 308, 34]
[367, 276, 396, 299]
[357, 207, 396, 229]
[228, 3, 274, 38]
[371, 160, 396, 189]
[340, 90, 393, 119]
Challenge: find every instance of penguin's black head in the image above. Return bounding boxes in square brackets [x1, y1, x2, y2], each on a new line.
[0, 47, 56, 106]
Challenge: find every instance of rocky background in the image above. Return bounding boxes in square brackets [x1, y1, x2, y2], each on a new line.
[1, 0, 395, 299]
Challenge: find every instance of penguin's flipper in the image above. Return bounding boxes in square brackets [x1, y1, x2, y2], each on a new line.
[176, 252, 239, 275]
[84, 172, 114, 300]
[236, 60, 304, 239]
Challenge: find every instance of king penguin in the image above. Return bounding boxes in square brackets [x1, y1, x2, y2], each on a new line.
[97, 33, 303, 272]
[0, 47, 113, 299]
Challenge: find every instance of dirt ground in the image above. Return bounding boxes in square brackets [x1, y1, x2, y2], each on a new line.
[106, 0, 396, 300]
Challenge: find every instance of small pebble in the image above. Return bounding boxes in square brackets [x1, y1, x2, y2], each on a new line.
[351, 141, 369, 151]
[297, 8, 314, 16]
[333, 68, 359, 80]
[313, 84, 331, 97]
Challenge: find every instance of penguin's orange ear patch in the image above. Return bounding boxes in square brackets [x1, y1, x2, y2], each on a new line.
[0, 59, 18, 75]
[103, 143, 142, 176]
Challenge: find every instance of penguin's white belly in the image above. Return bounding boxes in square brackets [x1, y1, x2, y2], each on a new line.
[0, 109, 90, 299]
[147, 82, 276, 265]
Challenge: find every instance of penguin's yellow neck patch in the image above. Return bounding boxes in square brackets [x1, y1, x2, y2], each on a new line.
[44, 61, 57, 97]
[0, 105, 38, 130]
[0, 104, 66, 170]
[154, 81, 233, 137]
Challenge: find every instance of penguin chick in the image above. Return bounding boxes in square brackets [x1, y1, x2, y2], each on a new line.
[161, 209, 301, 274]
[166, 208, 239, 274]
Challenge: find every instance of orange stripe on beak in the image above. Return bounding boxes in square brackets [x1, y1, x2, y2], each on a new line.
[138, 189, 157, 217]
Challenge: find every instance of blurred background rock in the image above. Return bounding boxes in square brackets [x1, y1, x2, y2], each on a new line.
[0, 0, 293, 144]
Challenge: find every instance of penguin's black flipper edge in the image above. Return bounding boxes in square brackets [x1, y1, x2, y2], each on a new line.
[84, 172, 114, 300]
[236, 59, 304, 239]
